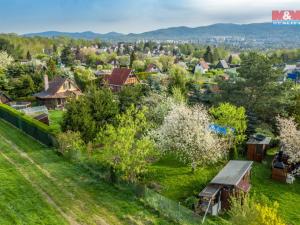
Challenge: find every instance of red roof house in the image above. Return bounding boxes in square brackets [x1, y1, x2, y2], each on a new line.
[103, 68, 139, 91]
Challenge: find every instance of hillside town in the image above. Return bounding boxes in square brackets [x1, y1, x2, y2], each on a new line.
[0, 1, 300, 225]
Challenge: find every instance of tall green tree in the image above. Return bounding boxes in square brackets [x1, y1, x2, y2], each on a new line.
[204, 46, 214, 63]
[26, 51, 32, 61]
[215, 52, 296, 123]
[129, 51, 137, 67]
[210, 103, 247, 159]
[213, 48, 220, 63]
[60, 45, 75, 67]
[62, 87, 119, 142]
[168, 64, 188, 95]
[13, 75, 35, 97]
[94, 106, 156, 182]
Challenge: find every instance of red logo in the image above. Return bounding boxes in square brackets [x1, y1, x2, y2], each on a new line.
[272, 10, 300, 21]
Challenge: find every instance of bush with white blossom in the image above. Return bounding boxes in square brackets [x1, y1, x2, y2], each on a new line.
[152, 103, 228, 170]
[277, 117, 300, 164]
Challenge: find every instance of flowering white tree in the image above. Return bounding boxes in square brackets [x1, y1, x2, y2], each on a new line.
[0, 51, 14, 70]
[153, 103, 228, 170]
[277, 117, 300, 164]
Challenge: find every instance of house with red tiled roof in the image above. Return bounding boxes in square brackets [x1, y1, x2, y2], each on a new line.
[103, 68, 139, 91]
[194, 59, 209, 74]
[35, 75, 82, 109]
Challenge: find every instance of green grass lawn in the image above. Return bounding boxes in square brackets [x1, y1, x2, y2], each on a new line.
[0, 119, 172, 225]
[147, 155, 224, 202]
[147, 151, 300, 225]
[49, 110, 64, 132]
[251, 150, 300, 225]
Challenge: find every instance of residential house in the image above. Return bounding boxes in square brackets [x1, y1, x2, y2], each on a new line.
[103, 68, 139, 91]
[198, 160, 253, 216]
[146, 63, 161, 73]
[216, 60, 230, 69]
[194, 59, 209, 74]
[0, 91, 11, 104]
[35, 75, 82, 109]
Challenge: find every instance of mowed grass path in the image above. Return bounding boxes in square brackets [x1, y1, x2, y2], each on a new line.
[0, 119, 171, 225]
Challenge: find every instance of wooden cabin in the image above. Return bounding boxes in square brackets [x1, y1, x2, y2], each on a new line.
[198, 160, 253, 216]
[35, 75, 82, 109]
[103, 68, 139, 91]
[247, 135, 271, 162]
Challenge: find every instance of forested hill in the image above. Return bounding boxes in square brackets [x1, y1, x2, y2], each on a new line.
[24, 23, 300, 42]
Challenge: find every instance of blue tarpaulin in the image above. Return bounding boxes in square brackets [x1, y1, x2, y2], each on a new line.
[287, 73, 299, 81]
[209, 124, 235, 135]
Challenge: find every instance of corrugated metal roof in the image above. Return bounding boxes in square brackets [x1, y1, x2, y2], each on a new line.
[199, 184, 221, 198]
[246, 136, 271, 145]
[210, 160, 253, 186]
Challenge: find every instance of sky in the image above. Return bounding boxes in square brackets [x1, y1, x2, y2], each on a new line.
[0, 0, 299, 34]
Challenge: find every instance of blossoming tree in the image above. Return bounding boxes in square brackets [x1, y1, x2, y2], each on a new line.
[153, 103, 228, 171]
[277, 117, 300, 164]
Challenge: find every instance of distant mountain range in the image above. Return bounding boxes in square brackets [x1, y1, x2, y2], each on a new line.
[24, 23, 300, 47]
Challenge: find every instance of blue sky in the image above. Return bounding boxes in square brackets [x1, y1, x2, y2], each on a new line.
[0, 0, 299, 34]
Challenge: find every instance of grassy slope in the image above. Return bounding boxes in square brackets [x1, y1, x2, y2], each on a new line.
[0, 154, 68, 225]
[0, 119, 171, 225]
[49, 110, 64, 132]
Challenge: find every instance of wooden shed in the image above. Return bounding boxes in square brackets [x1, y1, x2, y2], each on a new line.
[272, 150, 289, 182]
[247, 135, 271, 162]
[198, 160, 253, 216]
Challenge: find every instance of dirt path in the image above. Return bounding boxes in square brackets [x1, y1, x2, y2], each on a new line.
[0, 150, 80, 225]
[0, 133, 115, 225]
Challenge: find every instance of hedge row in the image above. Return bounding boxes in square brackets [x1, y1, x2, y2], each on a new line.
[0, 104, 56, 146]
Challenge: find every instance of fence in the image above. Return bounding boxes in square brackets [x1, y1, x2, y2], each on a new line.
[0, 104, 55, 146]
[20, 105, 49, 116]
[143, 187, 202, 225]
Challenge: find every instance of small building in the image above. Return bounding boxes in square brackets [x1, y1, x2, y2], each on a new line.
[194, 59, 209, 74]
[216, 60, 230, 70]
[103, 68, 139, 91]
[145, 64, 161, 73]
[198, 160, 253, 215]
[247, 135, 271, 162]
[0, 91, 11, 104]
[272, 150, 289, 182]
[35, 75, 82, 109]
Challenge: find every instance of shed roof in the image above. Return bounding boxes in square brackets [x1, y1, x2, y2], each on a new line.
[210, 160, 253, 186]
[246, 136, 271, 145]
[218, 60, 229, 69]
[199, 184, 221, 198]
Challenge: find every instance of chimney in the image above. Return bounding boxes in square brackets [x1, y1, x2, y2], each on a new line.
[44, 75, 49, 91]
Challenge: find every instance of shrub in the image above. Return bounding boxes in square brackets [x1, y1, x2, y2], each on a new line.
[56, 131, 85, 161]
[228, 194, 286, 225]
